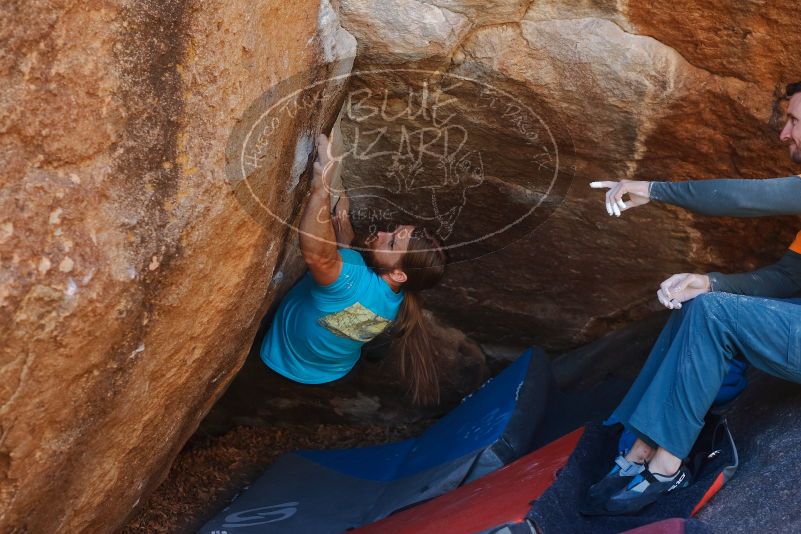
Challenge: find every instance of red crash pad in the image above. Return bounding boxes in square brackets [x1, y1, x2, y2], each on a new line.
[623, 518, 687, 534]
[355, 427, 584, 534]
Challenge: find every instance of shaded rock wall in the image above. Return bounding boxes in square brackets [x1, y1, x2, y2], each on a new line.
[201, 313, 488, 432]
[336, 0, 801, 350]
[0, 0, 354, 531]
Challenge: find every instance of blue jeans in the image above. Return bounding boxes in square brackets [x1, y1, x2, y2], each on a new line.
[610, 293, 801, 458]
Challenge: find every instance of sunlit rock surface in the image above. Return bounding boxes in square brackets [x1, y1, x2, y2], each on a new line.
[0, 0, 353, 531]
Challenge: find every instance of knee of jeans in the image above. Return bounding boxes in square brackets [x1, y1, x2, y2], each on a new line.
[690, 292, 729, 314]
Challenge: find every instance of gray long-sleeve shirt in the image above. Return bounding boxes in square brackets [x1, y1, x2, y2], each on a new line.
[649, 176, 801, 297]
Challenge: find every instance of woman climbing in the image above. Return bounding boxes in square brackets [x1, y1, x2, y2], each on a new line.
[260, 132, 448, 404]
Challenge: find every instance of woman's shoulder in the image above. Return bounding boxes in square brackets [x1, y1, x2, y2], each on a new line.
[338, 247, 367, 267]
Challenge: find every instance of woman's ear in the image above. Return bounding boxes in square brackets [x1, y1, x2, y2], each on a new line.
[389, 269, 408, 284]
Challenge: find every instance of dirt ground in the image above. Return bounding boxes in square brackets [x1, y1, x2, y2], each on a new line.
[119, 421, 430, 534]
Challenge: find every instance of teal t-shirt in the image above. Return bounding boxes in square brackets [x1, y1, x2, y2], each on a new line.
[261, 248, 405, 383]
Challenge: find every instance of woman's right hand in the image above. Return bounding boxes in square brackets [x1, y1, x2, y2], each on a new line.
[589, 180, 651, 217]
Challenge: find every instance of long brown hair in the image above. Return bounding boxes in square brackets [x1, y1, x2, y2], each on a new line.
[392, 227, 447, 405]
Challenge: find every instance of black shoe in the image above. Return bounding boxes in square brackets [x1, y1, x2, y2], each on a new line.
[580, 455, 644, 514]
[603, 464, 691, 515]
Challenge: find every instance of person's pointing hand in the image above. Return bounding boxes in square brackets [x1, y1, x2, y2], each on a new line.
[589, 180, 652, 217]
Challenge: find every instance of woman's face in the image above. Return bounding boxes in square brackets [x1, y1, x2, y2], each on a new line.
[368, 225, 415, 270]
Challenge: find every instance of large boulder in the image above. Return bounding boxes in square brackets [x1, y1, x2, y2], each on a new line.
[336, 0, 801, 351]
[0, 0, 354, 531]
[5, 1, 801, 532]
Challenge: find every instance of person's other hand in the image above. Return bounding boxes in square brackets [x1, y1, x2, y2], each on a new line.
[334, 191, 350, 217]
[589, 179, 651, 216]
[656, 273, 711, 310]
[312, 133, 336, 193]
[332, 193, 355, 247]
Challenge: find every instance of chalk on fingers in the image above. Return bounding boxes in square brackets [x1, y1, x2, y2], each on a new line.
[590, 181, 605, 188]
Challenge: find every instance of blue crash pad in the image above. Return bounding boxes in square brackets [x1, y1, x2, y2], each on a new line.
[199, 347, 552, 534]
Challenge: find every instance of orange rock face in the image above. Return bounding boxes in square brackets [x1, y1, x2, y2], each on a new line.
[0, 0, 354, 531]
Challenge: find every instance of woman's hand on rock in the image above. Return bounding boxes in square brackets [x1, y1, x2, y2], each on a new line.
[312, 133, 336, 194]
[589, 179, 651, 216]
[656, 273, 711, 310]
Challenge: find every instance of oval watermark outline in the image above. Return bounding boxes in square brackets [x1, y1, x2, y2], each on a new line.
[236, 67, 566, 254]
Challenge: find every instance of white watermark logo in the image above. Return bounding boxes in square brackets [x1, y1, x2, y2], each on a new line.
[226, 65, 575, 263]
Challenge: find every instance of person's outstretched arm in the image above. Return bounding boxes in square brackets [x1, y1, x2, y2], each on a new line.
[649, 176, 801, 217]
[299, 134, 341, 286]
[591, 176, 801, 217]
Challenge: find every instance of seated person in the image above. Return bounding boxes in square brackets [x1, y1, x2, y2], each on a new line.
[610, 356, 748, 456]
[584, 81, 801, 514]
[261, 133, 448, 404]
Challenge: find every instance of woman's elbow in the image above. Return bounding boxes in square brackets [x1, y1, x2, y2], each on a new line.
[302, 250, 338, 270]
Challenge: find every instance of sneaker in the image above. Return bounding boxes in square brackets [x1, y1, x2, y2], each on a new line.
[581, 455, 645, 512]
[603, 464, 691, 515]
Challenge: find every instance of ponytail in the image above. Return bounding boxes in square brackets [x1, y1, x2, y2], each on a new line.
[392, 291, 439, 405]
[391, 227, 447, 405]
